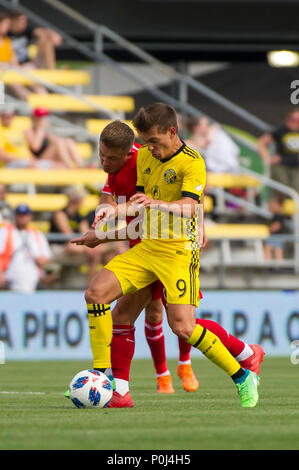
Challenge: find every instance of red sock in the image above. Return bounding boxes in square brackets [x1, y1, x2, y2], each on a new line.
[144, 319, 168, 375]
[196, 318, 245, 357]
[178, 336, 192, 362]
[111, 324, 135, 381]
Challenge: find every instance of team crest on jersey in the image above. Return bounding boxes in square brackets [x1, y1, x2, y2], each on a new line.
[143, 167, 151, 175]
[164, 169, 177, 183]
[151, 185, 161, 199]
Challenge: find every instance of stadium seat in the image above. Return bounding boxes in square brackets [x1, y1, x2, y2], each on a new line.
[207, 173, 260, 188]
[86, 119, 136, 135]
[5, 193, 99, 213]
[206, 223, 270, 239]
[27, 94, 135, 113]
[1, 69, 90, 87]
[29, 220, 50, 233]
[282, 198, 297, 216]
[0, 169, 106, 186]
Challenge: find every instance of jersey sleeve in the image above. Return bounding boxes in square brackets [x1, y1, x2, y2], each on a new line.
[136, 150, 145, 193]
[181, 157, 206, 203]
[101, 178, 112, 195]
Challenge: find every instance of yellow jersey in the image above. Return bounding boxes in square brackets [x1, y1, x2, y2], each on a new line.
[136, 141, 206, 250]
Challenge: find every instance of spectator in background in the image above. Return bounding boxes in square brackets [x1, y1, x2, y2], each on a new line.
[0, 203, 52, 293]
[0, 12, 46, 100]
[258, 108, 299, 193]
[9, 11, 63, 70]
[0, 109, 38, 167]
[49, 186, 112, 283]
[185, 115, 240, 173]
[263, 195, 289, 265]
[25, 107, 83, 168]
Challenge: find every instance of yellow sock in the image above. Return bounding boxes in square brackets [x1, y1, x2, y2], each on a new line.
[187, 324, 241, 377]
[87, 303, 112, 369]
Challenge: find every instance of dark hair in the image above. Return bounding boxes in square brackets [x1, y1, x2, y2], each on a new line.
[287, 107, 299, 116]
[9, 10, 25, 19]
[100, 120, 135, 153]
[132, 103, 178, 134]
[0, 11, 10, 22]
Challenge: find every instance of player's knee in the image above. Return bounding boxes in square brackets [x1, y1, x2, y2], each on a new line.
[85, 285, 108, 305]
[145, 305, 163, 324]
[169, 321, 191, 341]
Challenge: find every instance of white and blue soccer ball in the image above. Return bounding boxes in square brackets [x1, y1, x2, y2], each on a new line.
[69, 370, 113, 409]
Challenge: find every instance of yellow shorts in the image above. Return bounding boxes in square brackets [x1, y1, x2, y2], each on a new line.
[105, 240, 200, 306]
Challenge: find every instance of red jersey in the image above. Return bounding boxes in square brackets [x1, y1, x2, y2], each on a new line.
[101, 142, 140, 247]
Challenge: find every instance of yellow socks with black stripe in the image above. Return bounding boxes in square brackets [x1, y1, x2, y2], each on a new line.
[87, 303, 113, 371]
[187, 324, 245, 380]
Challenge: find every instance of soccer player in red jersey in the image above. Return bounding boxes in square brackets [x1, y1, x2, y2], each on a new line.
[72, 120, 265, 407]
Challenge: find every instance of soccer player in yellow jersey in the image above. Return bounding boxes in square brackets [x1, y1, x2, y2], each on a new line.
[79, 103, 259, 408]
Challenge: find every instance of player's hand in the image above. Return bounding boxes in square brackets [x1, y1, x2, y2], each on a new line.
[71, 230, 100, 248]
[92, 204, 117, 228]
[130, 193, 158, 208]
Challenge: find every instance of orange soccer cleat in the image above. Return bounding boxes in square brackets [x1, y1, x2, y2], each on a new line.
[240, 344, 265, 376]
[156, 374, 175, 394]
[106, 391, 134, 408]
[177, 364, 199, 392]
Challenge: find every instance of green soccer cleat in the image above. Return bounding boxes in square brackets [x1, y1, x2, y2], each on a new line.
[64, 389, 70, 399]
[235, 370, 259, 408]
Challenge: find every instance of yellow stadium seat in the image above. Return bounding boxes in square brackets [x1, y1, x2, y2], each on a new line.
[1, 69, 90, 86]
[203, 195, 213, 213]
[0, 169, 107, 186]
[206, 223, 270, 239]
[27, 93, 135, 113]
[5, 193, 100, 212]
[207, 173, 260, 188]
[75, 142, 93, 159]
[86, 119, 136, 135]
[282, 198, 297, 216]
[29, 220, 50, 233]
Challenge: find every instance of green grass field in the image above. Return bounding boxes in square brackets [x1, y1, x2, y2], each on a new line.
[0, 357, 298, 450]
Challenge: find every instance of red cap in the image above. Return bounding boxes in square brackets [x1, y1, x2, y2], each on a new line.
[33, 107, 50, 118]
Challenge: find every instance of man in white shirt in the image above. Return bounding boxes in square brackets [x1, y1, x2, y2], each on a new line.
[0, 204, 52, 293]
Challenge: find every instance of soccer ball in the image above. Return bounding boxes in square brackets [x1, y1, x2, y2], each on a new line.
[69, 369, 113, 409]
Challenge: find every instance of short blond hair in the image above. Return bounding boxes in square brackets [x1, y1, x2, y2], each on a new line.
[100, 120, 135, 153]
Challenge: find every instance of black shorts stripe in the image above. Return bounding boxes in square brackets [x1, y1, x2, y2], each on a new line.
[189, 256, 197, 305]
[193, 327, 207, 348]
[136, 185, 145, 193]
